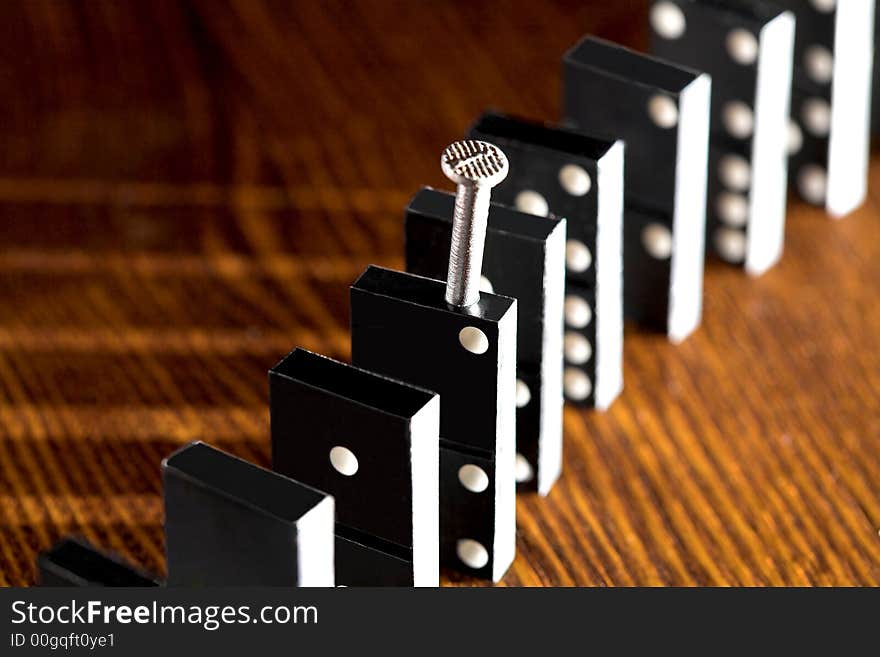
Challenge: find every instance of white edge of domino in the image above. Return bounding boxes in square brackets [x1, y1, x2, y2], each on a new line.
[826, 0, 875, 218]
[493, 299, 517, 582]
[537, 217, 565, 497]
[668, 72, 710, 344]
[296, 494, 336, 587]
[595, 139, 624, 410]
[410, 392, 440, 587]
[747, 10, 795, 276]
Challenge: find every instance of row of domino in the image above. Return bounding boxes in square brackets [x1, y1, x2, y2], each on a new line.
[36, 1, 875, 587]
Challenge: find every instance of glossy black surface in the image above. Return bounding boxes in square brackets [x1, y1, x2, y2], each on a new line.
[350, 265, 515, 579]
[650, 0, 788, 260]
[405, 187, 561, 486]
[405, 188, 557, 362]
[649, 0, 784, 143]
[622, 203, 673, 330]
[563, 35, 700, 214]
[163, 441, 330, 586]
[272, 347, 435, 419]
[468, 112, 605, 289]
[564, 35, 704, 333]
[38, 538, 159, 587]
[351, 266, 515, 456]
[565, 35, 700, 93]
[439, 445, 497, 580]
[472, 112, 618, 161]
[335, 529, 415, 587]
[271, 348, 435, 550]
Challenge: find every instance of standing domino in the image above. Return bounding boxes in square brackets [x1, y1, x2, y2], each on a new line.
[405, 186, 566, 494]
[650, 0, 795, 275]
[774, 0, 875, 215]
[270, 348, 439, 587]
[563, 36, 711, 342]
[351, 141, 517, 581]
[466, 112, 623, 410]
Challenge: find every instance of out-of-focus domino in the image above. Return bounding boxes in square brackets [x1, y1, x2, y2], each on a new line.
[650, 0, 795, 275]
[464, 113, 623, 412]
[563, 36, 710, 342]
[405, 186, 567, 494]
[776, 0, 875, 217]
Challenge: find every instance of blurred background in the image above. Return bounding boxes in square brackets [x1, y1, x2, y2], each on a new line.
[0, 0, 878, 586]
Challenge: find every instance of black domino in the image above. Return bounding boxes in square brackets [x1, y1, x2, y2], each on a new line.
[650, 0, 795, 274]
[163, 441, 335, 587]
[38, 537, 159, 587]
[405, 186, 566, 494]
[563, 35, 710, 342]
[775, 0, 875, 215]
[350, 265, 516, 581]
[465, 112, 624, 410]
[270, 347, 439, 587]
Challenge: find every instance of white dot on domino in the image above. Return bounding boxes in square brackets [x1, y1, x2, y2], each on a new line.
[515, 454, 534, 483]
[726, 29, 758, 66]
[456, 539, 489, 570]
[566, 239, 592, 272]
[564, 368, 591, 401]
[564, 332, 592, 365]
[458, 464, 489, 493]
[723, 101, 754, 139]
[329, 446, 358, 476]
[801, 98, 831, 137]
[719, 154, 751, 192]
[564, 295, 592, 329]
[641, 223, 673, 260]
[804, 45, 833, 85]
[515, 379, 531, 408]
[515, 189, 549, 217]
[714, 228, 747, 263]
[459, 326, 489, 354]
[716, 192, 748, 228]
[798, 165, 827, 205]
[650, 1, 686, 40]
[810, 0, 836, 13]
[788, 120, 803, 155]
[559, 163, 592, 196]
[648, 94, 679, 129]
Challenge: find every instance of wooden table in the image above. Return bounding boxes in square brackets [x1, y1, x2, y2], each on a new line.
[0, 0, 877, 586]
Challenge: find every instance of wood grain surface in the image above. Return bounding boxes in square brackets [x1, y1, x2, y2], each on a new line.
[0, 0, 878, 587]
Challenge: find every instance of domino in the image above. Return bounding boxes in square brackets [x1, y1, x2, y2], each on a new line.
[464, 112, 624, 411]
[405, 186, 566, 495]
[350, 141, 517, 582]
[38, 537, 159, 587]
[563, 35, 710, 342]
[269, 348, 439, 587]
[163, 441, 335, 587]
[650, 0, 795, 275]
[350, 265, 516, 581]
[776, 0, 875, 216]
